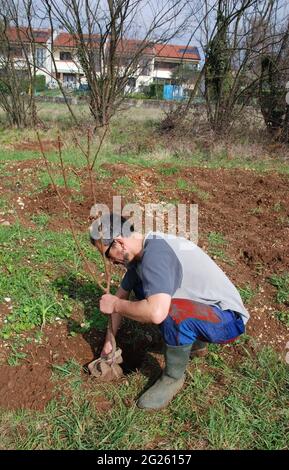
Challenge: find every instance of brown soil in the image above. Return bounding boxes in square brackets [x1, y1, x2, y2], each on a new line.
[0, 365, 55, 411]
[0, 159, 288, 411]
[0, 322, 161, 410]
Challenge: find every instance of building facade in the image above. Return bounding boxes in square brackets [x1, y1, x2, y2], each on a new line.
[1, 28, 201, 93]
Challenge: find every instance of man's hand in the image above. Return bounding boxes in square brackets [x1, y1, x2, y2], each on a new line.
[100, 293, 119, 315]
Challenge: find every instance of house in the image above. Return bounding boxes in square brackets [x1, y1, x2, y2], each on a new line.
[52, 31, 101, 87]
[116, 39, 155, 92]
[115, 40, 201, 92]
[1, 27, 201, 92]
[1, 27, 52, 84]
[153, 43, 201, 84]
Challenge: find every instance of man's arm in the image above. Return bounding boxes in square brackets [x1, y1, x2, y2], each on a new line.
[100, 292, 171, 325]
[101, 286, 129, 356]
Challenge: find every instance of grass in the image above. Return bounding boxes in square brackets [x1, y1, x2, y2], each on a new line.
[1, 103, 289, 176]
[269, 272, 289, 327]
[38, 171, 81, 192]
[0, 103, 289, 450]
[0, 223, 107, 339]
[238, 284, 256, 304]
[249, 206, 263, 215]
[31, 213, 50, 228]
[269, 273, 289, 305]
[0, 197, 8, 210]
[112, 176, 135, 195]
[207, 232, 227, 260]
[158, 166, 180, 176]
[273, 310, 289, 327]
[7, 344, 28, 366]
[176, 178, 209, 200]
[0, 343, 288, 449]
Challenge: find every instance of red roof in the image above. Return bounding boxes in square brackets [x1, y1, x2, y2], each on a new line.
[155, 44, 200, 61]
[116, 39, 154, 56]
[6, 27, 51, 44]
[4, 28, 200, 61]
[54, 32, 101, 48]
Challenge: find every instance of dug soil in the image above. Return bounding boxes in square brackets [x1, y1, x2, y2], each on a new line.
[0, 159, 288, 410]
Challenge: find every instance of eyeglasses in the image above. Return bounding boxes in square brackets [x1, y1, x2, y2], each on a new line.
[104, 239, 115, 259]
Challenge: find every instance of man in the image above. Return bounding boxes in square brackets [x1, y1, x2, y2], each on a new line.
[90, 213, 249, 411]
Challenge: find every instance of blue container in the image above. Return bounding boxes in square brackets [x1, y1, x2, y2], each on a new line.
[163, 84, 184, 101]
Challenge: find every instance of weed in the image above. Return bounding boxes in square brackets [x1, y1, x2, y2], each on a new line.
[112, 176, 135, 195]
[250, 207, 263, 215]
[278, 215, 289, 226]
[207, 232, 233, 264]
[175, 179, 209, 200]
[38, 172, 81, 191]
[273, 202, 284, 212]
[176, 178, 188, 191]
[31, 213, 50, 228]
[238, 284, 256, 304]
[7, 344, 27, 366]
[269, 273, 289, 305]
[273, 310, 289, 327]
[97, 167, 112, 179]
[158, 166, 179, 176]
[254, 262, 265, 276]
[113, 176, 134, 188]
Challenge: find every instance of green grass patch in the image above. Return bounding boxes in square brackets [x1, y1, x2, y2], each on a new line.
[238, 284, 256, 304]
[38, 172, 81, 191]
[249, 207, 263, 215]
[158, 166, 180, 176]
[273, 202, 285, 213]
[156, 178, 209, 201]
[0, 197, 9, 211]
[97, 167, 112, 179]
[0, 223, 106, 339]
[207, 231, 232, 264]
[269, 273, 289, 305]
[112, 176, 135, 195]
[0, 344, 288, 449]
[7, 343, 28, 366]
[273, 310, 289, 327]
[176, 178, 188, 191]
[31, 213, 51, 228]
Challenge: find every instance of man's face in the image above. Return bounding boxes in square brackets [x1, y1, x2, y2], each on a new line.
[95, 237, 131, 267]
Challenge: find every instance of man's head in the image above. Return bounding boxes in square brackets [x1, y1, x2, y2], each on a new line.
[89, 213, 142, 266]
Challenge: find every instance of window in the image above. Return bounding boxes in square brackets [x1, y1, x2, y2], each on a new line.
[60, 51, 73, 61]
[63, 73, 76, 83]
[36, 48, 46, 67]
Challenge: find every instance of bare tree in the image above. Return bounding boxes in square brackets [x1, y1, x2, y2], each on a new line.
[162, 0, 289, 137]
[197, 0, 277, 134]
[258, 18, 289, 141]
[38, 0, 190, 127]
[0, 0, 45, 127]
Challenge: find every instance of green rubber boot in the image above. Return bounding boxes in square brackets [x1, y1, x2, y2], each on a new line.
[190, 339, 208, 358]
[137, 343, 192, 410]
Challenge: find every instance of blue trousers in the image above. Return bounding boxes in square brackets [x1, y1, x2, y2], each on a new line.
[159, 298, 245, 346]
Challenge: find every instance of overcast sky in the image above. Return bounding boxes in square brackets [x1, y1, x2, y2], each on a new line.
[15, 0, 289, 63]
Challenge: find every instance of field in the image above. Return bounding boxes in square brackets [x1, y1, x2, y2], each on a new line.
[0, 103, 288, 449]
